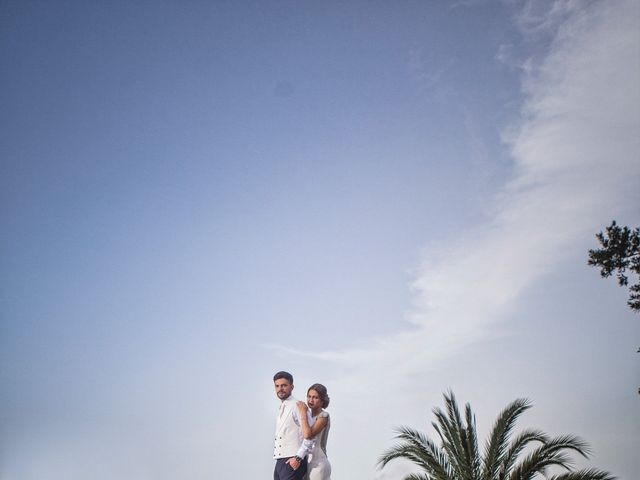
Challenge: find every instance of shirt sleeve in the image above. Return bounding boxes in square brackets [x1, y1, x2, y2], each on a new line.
[292, 408, 316, 458]
[296, 438, 315, 458]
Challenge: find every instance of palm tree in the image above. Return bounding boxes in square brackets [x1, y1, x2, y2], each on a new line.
[378, 391, 614, 480]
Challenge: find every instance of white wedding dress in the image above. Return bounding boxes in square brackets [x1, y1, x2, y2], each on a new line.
[305, 410, 331, 480]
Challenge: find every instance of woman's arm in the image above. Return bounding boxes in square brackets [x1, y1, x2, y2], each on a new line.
[296, 402, 328, 439]
[296, 401, 313, 439]
[305, 415, 328, 439]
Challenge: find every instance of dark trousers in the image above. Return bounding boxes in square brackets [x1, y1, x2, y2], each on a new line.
[274, 457, 308, 480]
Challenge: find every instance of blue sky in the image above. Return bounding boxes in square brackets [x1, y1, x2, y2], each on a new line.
[1, 1, 638, 479]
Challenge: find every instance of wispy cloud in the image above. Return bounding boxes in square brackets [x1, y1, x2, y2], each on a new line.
[282, 1, 639, 477]
[295, 0, 639, 377]
[515, 0, 584, 36]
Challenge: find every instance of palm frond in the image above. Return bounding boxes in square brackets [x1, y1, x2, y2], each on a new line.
[463, 402, 481, 480]
[432, 421, 446, 445]
[379, 440, 431, 470]
[378, 426, 454, 480]
[507, 435, 592, 480]
[482, 398, 532, 480]
[404, 474, 434, 480]
[550, 468, 617, 480]
[543, 434, 591, 459]
[434, 391, 473, 480]
[498, 429, 548, 480]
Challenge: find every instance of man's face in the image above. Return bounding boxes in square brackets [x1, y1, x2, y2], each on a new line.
[274, 378, 293, 400]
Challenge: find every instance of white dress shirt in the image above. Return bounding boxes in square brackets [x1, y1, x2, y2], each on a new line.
[274, 396, 315, 459]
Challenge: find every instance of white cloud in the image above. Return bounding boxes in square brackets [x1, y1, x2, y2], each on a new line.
[340, 0, 637, 366]
[286, 1, 640, 478]
[515, 0, 584, 36]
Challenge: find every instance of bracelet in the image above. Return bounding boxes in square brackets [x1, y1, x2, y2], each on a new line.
[294, 456, 302, 463]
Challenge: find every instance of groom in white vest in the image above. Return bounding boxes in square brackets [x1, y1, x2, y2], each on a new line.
[273, 371, 314, 480]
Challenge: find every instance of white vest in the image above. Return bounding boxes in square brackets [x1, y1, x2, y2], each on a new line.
[274, 396, 302, 458]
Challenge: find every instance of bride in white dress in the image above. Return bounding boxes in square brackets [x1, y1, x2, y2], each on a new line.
[297, 383, 331, 480]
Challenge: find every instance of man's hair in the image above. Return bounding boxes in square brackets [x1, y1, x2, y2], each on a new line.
[273, 371, 294, 384]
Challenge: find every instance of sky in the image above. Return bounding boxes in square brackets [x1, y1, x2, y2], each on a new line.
[0, 1, 638, 479]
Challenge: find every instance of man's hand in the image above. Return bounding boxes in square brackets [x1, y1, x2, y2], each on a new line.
[286, 456, 301, 470]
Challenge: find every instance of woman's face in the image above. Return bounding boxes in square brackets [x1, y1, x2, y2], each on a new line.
[306, 389, 323, 410]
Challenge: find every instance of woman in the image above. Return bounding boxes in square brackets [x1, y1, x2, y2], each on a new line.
[297, 383, 331, 480]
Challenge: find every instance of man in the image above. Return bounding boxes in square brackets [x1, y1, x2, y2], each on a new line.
[273, 371, 314, 480]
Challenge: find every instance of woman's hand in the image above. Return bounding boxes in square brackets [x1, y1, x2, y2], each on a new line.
[296, 401, 313, 438]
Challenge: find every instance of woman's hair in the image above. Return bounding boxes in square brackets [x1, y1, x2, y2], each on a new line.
[308, 383, 330, 408]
